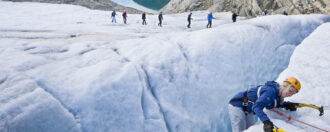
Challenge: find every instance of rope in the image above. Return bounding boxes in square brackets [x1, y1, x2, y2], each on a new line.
[269, 109, 329, 132]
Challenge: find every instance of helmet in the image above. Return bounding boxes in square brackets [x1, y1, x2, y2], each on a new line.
[284, 77, 301, 91]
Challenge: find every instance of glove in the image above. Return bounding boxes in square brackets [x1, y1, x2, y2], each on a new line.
[283, 101, 299, 111]
[263, 120, 274, 132]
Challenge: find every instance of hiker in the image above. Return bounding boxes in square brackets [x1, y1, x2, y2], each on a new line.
[158, 12, 163, 27]
[111, 9, 117, 23]
[228, 77, 301, 132]
[187, 12, 192, 28]
[283, 11, 288, 16]
[232, 11, 239, 22]
[206, 12, 215, 28]
[122, 10, 127, 24]
[262, 9, 268, 16]
[142, 12, 147, 25]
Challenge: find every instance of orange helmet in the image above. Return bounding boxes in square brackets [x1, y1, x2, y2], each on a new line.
[284, 77, 301, 91]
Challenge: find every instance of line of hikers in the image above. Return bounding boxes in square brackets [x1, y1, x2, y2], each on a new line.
[111, 9, 163, 26]
[111, 9, 287, 28]
[111, 9, 222, 28]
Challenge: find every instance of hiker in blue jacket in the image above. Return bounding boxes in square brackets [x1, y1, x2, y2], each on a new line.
[206, 12, 215, 28]
[228, 77, 301, 132]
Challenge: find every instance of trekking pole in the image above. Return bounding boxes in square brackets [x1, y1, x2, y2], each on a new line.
[269, 109, 329, 132]
[295, 103, 324, 116]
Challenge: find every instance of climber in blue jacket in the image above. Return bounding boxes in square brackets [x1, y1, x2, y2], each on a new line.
[228, 77, 301, 132]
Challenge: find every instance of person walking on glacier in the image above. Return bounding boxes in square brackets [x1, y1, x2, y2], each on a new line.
[206, 12, 215, 28]
[228, 77, 302, 132]
[122, 10, 127, 24]
[142, 12, 147, 25]
[187, 12, 193, 28]
[158, 12, 163, 27]
[111, 9, 117, 23]
[262, 9, 268, 16]
[232, 11, 239, 22]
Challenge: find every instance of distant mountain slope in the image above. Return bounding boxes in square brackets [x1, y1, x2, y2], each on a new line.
[5, 0, 143, 13]
[162, 0, 330, 17]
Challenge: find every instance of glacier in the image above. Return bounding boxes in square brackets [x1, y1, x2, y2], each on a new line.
[0, 1, 330, 132]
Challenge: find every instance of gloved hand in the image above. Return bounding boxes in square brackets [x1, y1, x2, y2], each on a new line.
[263, 120, 274, 132]
[283, 101, 300, 111]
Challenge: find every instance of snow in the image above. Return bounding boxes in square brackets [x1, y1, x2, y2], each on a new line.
[0, 1, 330, 132]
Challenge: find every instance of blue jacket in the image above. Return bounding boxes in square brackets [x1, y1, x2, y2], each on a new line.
[229, 81, 287, 122]
[208, 14, 214, 21]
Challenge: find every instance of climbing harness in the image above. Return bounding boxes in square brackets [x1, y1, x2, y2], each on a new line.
[229, 86, 262, 115]
[230, 85, 279, 115]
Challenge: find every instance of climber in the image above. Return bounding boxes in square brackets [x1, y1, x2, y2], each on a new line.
[228, 77, 302, 132]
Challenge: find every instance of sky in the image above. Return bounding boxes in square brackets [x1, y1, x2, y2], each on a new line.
[0, 1, 330, 132]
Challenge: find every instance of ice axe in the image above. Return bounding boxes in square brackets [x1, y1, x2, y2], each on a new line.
[295, 103, 324, 116]
[272, 128, 285, 132]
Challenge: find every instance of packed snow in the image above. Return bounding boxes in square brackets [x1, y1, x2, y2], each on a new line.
[0, 1, 330, 132]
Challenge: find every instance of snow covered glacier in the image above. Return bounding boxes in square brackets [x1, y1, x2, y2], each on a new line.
[0, 1, 330, 132]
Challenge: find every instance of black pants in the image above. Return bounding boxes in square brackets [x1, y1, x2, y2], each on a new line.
[142, 19, 147, 25]
[187, 20, 191, 28]
[158, 20, 162, 27]
[123, 18, 127, 24]
[206, 21, 212, 28]
[233, 18, 236, 22]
